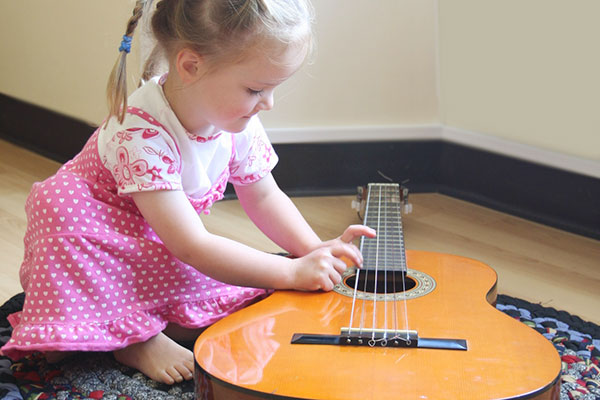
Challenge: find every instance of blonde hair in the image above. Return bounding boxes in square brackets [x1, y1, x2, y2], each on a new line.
[106, 0, 314, 124]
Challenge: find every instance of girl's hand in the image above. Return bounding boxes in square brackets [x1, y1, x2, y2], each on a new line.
[289, 225, 376, 291]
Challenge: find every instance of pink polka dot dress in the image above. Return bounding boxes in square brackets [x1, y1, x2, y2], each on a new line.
[1, 77, 278, 360]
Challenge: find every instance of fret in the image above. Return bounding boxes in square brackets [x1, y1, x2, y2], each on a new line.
[363, 235, 403, 242]
[362, 251, 405, 258]
[362, 249, 404, 255]
[363, 225, 402, 232]
[362, 249, 405, 254]
[364, 209, 401, 219]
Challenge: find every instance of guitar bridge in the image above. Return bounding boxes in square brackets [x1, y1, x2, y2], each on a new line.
[340, 328, 419, 347]
[291, 328, 467, 350]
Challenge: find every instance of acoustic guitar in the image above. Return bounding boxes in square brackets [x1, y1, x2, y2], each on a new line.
[194, 183, 561, 399]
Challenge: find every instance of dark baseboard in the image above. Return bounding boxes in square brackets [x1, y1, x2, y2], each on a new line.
[2, 92, 598, 240]
[437, 144, 600, 239]
[272, 142, 600, 240]
[0, 93, 96, 162]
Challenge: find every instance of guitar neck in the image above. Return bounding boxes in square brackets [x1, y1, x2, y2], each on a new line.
[360, 183, 407, 273]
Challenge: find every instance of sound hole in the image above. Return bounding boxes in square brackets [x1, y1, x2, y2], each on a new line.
[345, 270, 416, 294]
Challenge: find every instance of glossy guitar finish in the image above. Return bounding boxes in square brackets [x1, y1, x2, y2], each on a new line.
[195, 184, 560, 399]
[194, 249, 561, 400]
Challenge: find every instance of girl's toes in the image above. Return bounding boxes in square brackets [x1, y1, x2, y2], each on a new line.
[167, 366, 184, 383]
[160, 370, 175, 385]
[175, 363, 193, 380]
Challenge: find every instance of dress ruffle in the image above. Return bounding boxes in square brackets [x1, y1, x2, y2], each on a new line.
[2, 289, 267, 360]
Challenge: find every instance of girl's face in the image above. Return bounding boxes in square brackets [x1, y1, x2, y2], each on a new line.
[182, 42, 306, 134]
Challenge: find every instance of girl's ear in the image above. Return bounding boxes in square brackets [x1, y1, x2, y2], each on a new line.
[174, 48, 204, 84]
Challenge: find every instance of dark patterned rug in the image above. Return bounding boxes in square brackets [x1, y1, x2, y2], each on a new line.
[1, 292, 599, 400]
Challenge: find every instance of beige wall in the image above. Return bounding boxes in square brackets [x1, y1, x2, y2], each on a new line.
[0, 0, 438, 127]
[439, 0, 600, 160]
[261, 0, 440, 128]
[1, 1, 598, 162]
[0, 0, 140, 125]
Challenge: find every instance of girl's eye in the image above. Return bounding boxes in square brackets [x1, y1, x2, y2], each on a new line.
[247, 88, 263, 96]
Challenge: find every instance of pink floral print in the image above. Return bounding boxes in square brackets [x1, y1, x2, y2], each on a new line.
[113, 147, 149, 190]
[143, 146, 178, 175]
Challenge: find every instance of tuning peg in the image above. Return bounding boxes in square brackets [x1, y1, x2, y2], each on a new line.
[401, 185, 412, 214]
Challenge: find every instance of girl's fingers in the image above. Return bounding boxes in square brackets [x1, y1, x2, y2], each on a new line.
[307, 225, 377, 291]
[337, 225, 375, 267]
[321, 280, 334, 292]
[328, 269, 342, 287]
[332, 257, 348, 275]
[339, 224, 376, 244]
[331, 243, 363, 268]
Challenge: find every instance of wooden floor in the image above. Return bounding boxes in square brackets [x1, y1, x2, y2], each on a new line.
[1, 138, 599, 324]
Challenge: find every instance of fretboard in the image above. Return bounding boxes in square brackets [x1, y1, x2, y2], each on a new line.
[360, 183, 407, 272]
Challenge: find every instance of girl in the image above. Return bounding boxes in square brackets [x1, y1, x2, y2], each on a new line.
[1, 0, 375, 385]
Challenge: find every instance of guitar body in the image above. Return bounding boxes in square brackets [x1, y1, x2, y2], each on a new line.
[194, 250, 561, 400]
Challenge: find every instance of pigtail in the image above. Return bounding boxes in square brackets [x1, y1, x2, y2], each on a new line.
[106, 0, 146, 125]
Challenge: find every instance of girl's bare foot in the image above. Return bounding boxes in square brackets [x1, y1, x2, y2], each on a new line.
[113, 332, 194, 384]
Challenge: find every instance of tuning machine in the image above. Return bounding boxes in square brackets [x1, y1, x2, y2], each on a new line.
[401, 185, 413, 214]
[352, 184, 413, 220]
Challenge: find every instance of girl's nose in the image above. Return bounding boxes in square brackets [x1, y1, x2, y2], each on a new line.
[260, 91, 274, 111]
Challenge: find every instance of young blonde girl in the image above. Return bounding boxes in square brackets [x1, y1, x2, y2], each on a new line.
[1, 0, 374, 385]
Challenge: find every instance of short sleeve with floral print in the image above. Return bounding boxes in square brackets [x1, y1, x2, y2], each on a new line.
[99, 122, 182, 195]
[229, 117, 279, 186]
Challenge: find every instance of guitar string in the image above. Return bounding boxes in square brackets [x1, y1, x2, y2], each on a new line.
[382, 185, 389, 343]
[370, 185, 382, 343]
[391, 186, 400, 337]
[358, 184, 376, 334]
[395, 186, 411, 343]
[373, 184, 408, 344]
[348, 184, 373, 336]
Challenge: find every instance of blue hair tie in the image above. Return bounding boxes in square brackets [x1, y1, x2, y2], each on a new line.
[119, 35, 132, 53]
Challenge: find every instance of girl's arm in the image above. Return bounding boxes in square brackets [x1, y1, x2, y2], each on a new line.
[131, 188, 374, 291]
[233, 173, 322, 257]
